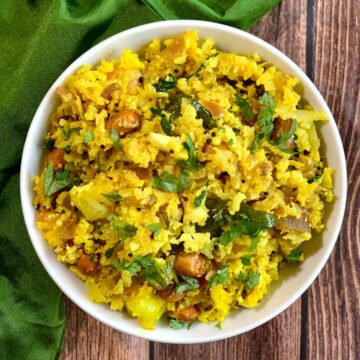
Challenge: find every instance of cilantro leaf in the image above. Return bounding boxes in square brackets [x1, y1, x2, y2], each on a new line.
[112, 256, 151, 275]
[175, 276, 199, 294]
[191, 98, 217, 129]
[227, 139, 234, 146]
[207, 265, 230, 289]
[62, 127, 81, 138]
[152, 171, 179, 192]
[187, 320, 194, 329]
[152, 171, 189, 193]
[236, 269, 260, 289]
[102, 192, 122, 202]
[218, 204, 277, 246]
[110, 129, 121, 150]
[43, 162, 72, 196]
[252, 92, 276, 150]
[83, 131, 94, 144]
[287, 247, 303, 263]
[113, 256, 173, 287]
[154, 74, 177, 92]
[111, 216, 137, 241]
[240, 255, 252, 266]
[177, 171, 190, 192]
[147, 223, 161, 238]
[235, 95, 253, 121]
[177, 135, 202, 172]
[194, 190, 207, 208]
[169, 318, 184, 329]
[215, 322, 222, 330]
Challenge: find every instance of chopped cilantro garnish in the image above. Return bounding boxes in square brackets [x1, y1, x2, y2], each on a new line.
[240, 255, 252, 266]
[177, 135, 202, 172]
[147, 223, 161, 238]
[113, 257, 173, 287]
[175, 276, 199, 294]
[207, 265, 230, 289]
[235, 95, 253, 121]
[62, 127, 81, 138]
[194, 190, 207, 208]
[187, 320, 195, 330]
[153, 74, 177, 92]
[43, 162, 72, 196]
[83, 131, 94, 144]
[287, 247, 303, 263]
[236, 269, 260, 289]
[215, 322, 222, 330]
[227, 138, 234, 146]
[169, 318, 184, 329]
[252, 92, 276, 150]
[102, 192, 122, 202]
[110, 128, 121, 150]
[152, 171, 189, 192]
[218, 204, 276, 246]
[111, 216, 137, 241]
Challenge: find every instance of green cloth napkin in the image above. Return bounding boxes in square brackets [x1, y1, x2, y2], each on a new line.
[0, 1, 279, 359]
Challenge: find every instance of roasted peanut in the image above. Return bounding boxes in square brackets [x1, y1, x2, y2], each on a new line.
[173, 306, 200, 321]
[158, 284, 186, 302]
[77, 254, 98, 276]
[272, 118, 296, 150]
[201, 100, 224, 118]
[106, 109, 140, 136]
[174, 252, 205, 277]
[47, 148, 65, 171]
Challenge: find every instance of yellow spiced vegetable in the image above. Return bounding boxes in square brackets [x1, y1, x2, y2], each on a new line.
[34, 31, 334, 330]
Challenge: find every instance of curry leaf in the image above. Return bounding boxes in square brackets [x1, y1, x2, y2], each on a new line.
[177, 135, 202, 172]
[235, 95, 253, 121]
[154, 74, 177, 92]
[194, 190, 207, 208]
[191, 98, 217, 129]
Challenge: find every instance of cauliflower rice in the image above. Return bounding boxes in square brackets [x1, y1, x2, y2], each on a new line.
[34, 31, 334, 330]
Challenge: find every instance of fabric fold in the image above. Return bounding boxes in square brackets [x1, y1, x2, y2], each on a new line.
[0, 1, 279, 359]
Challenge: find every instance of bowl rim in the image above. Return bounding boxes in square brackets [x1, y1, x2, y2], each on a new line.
[20, 19, 347, 344]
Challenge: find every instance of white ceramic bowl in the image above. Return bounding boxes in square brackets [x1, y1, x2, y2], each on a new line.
[20, 20, 347, 343]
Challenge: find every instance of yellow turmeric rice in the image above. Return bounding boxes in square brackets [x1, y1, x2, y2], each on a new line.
[34, 31, 334, 330]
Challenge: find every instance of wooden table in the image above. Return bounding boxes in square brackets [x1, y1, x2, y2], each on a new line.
[62, 1, 359, 359]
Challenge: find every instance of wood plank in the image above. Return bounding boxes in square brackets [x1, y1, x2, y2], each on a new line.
[153, 2, 307, 358]
[304, 0, 360, 359]
[61, 297, 149, 360]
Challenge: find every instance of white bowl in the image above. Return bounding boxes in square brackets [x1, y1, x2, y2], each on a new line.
[20, 20, 347, 343]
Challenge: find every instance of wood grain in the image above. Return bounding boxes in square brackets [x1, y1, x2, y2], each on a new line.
[304, 0, 360, 359]
[62, 296, 149, 360]
[62, 1, 360, 359]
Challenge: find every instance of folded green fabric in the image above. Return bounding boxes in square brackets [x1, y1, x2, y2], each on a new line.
[0, 1, 279, 359]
